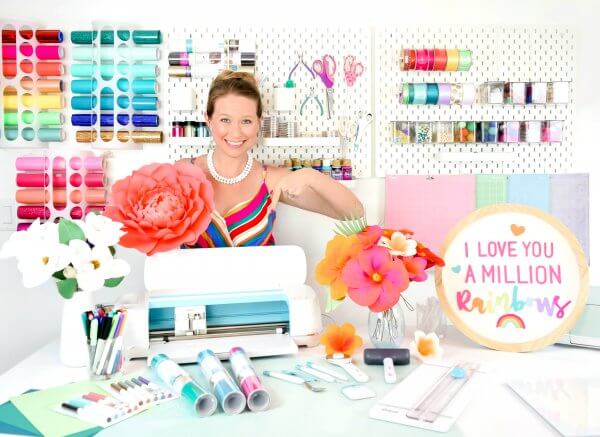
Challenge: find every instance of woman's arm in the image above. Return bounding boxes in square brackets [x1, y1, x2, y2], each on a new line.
[267, 167, 364, 220]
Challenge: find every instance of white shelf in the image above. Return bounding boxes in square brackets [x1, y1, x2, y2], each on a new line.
[261, 137, 342, 147]
[437, 152, 517, 162]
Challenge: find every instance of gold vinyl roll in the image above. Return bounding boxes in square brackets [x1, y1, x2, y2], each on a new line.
[130, 130, 163, 143]
[76, 130, 98, 142]
[168, 65, 190, 77]
[445, 49, 460, 71]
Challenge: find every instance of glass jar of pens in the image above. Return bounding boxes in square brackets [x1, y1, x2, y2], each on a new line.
[83, 305, 128, 379]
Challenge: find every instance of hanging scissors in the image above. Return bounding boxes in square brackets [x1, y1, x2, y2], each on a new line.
[313, 54, 336, 119]
[343, 55, 364, 87]
[352, 112, 373, 151]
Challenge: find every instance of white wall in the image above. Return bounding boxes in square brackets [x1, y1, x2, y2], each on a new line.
[1, 0, 599, 373]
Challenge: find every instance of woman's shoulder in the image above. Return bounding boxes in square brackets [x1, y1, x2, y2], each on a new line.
[177, 155, 207, 170]
[264, 164, 290, 186]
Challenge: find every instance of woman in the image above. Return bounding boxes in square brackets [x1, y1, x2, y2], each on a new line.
[183, 70, 364, 248]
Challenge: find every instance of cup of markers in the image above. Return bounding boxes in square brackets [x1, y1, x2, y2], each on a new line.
[82, 306, 128, 379]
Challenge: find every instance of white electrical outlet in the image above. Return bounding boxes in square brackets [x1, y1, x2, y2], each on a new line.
[0, 199, 16, 231]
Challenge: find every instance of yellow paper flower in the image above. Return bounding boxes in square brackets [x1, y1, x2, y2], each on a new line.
[410, 330, 443, 362]
[320, 323, 363, 357]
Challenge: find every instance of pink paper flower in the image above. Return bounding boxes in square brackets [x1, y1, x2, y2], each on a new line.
[403, 256, 428, 282]
[357, 225, 383, 249]
[104, 161, 214, 256]
[341, 246, 410, 312]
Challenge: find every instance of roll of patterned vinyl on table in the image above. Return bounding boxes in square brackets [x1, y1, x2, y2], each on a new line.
[150, 354, 217, 417]
[197, 349, 246, 415]
[229, 347, 270, 412]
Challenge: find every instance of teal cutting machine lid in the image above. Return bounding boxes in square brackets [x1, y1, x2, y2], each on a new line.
[126, 246, 323, 363]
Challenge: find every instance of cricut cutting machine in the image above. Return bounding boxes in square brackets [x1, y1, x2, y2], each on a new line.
[125, 245, 323, 363]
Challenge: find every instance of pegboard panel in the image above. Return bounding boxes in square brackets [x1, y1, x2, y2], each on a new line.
[166, 26, 372, 177]
[374, 27, 574, 176]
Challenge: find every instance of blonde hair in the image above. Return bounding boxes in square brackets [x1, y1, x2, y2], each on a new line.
[206, 70, 262, 119]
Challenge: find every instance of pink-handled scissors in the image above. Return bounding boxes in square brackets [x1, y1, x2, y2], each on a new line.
[313, 54, 336, 119]
[313, 54, 336, 88]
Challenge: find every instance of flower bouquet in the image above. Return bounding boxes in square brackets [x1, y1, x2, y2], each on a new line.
[315, 218, 444, 347]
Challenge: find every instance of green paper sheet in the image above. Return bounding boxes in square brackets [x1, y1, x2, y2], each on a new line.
[9, 381, 104, 437]
[476, 175, 507, 208]
[0, 390, 41, 436]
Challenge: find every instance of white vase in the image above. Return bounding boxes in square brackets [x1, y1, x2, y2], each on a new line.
[59, 291, 93, 367]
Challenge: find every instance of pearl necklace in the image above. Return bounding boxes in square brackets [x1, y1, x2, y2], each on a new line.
[207, 149, 253, 185]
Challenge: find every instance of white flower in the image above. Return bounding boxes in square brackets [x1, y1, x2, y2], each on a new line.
[378, 231, 417, 256]
[80, 212, 125, 248]
[410, 330, 443, 362]
[68, 240, 130, 292]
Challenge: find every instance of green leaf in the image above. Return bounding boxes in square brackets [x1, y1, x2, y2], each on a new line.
[57, 278, 77, 299]
[104, 277, 124, 288]
[325, 293, 344, 313]
[109, 246, 116, 257]
[58, 219, 85, 245]
[52, 270, 66, 280]
[333, 216, 368, 236]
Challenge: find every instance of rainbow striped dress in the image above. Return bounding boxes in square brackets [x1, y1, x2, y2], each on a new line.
[189, 175, 276, 248]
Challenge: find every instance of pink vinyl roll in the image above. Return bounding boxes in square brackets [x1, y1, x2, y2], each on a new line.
[69, 190, 82, 204]
[53, 172, 66, 188]
[17, 206, 50, 220]
[69, 156, 82, 170]
[426, 49, 435, 70]
[85, 205, 105, 215]
[84, 156, 103, 171]
[17, 222, 32, 232]
[70, 206, 83, 219]
[437, 83, 452, 105]
[70, 173, 82, 187]
[35, 45, 64, 60]
[415, 49, 428, 70]
[84, 173, 105, 188]
[16, 157, 49, 172]
[20, 44, 34, 57]
[53, 188, 67, 205]
[16, 173, 49, 187]
[15, 189, 49, 204]
[53, 157, 66, 171]
[2, 44, 16, 59]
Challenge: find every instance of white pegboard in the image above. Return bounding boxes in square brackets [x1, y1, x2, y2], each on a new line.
[165, 26, 372, 178]
[374, 26, 574, 176]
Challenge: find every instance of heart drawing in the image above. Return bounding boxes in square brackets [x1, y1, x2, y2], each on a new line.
[451, 265, 461, 274]
[511, 224, 525, 236]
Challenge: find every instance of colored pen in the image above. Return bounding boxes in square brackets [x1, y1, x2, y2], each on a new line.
[97, 314, 119, 374]
[83, 392, 131, 415]
[109, 382, 141, 407]
[124, 380, 152, 404]
[137, 376, 172, 398]
[118, 381, 145, 405]
[263, 371, 305, 385]
[131, 378, 160, 401]
[305, 361, 348, 381]
[61, 401, 112, 425]
[89, 318, 98, 366]
[92, 316, 111, 372]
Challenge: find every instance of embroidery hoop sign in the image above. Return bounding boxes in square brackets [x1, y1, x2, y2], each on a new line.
[435, 204, 588, 352]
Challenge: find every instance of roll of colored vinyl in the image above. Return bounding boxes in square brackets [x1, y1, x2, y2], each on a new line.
[415, 49, 428, 70]
[53, 188, 67, 204]
[70, 63, 95, 77]
[71, 95, 97, 110]
[433, 49, 447, 70]
[132, 30, 162, 44]
[438, 83, 452, 105]
[71, 114, 98, 126]
[69, 190, 82, 204]
[16, 189, 50, 204]
[2, 45, 16, 59]
[84, 156, 104, 171]
[117, 46, 160, 61]
[53, 172, 67, 188]
[461, 84, 476, 105]
[132, 96, 158, 110]
[425, 83, 439, 104]
[426, 49, 435, 70]
[401, 83, 409, 104]
[197, 350, 246, 415]
[35, 46, 64, 60]
[412, 84, 427, 104]
[70, 173, 82, 187]
[408, 84, 415, 104]
[446, 49, 460, 71]
[16, 173, 49, 187]
[18, 95, 64, 109]
[76, 130, 98, 143]
[168, 65, 191, 77]
[4, 128, 19, 141]
[37, 79, 64, 93]
[458, 50, 473, 71]
[35, 30, 64, 43]
[84, 173, 105, 188]
[86, 189, 106, 204]
[70, 30, 130, 45]
[132, 114, 159, 127]
[20, 44, 34, 57]
[17, 223, 32, 231]
[131, 79, 158, 94]
[450, 84, 462, 105]
[130, 130, 163, 143]
[71, 47, 98, 61]
[3, 61, 16, 76]
[71, 79, 97, 94]
[38, 128, 65, 142]
[36, 61, 64, 76]
[229, 347, 270, 412]
[85, 206, 105, 214]
[17, 206, 50, 220]
[70, 207, 83, 219]
[98, 96, 130, 110]
[169, 52, 189, 66]
[1, 29, 32, 43]
[16, 157, 49, 171]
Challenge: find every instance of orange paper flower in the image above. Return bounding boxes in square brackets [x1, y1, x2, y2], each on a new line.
[315, 234, 362, 300]
[320, 323, 363, 357]
[103, 161, 214, 256]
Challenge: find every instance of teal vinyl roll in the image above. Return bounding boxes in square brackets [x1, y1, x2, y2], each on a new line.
[71, 79, 98, 94]
[22, 128, 35, 141]
[132, 30, 162, 44]
[99, 96, 129, 110]
[117, 95, 130, 109]
[425, 83, 439, 104]
[117, 78, 129, 92]
[132, 79, 158, 94]
[37, 128, 64, 142]
[413, 83, 428, 104]
[5, 128, 18, 140]
[71, 63, 158, 78]
[132, 96, 158, 110]
[72, 46, 159, 61]
[408, 84, 415, 104]
[70, 30, 130, 44]
[71, 95, 98, 110]
[5, 128, 35, 141]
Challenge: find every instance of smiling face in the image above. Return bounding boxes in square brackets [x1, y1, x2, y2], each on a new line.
[206, 93, 260, 159]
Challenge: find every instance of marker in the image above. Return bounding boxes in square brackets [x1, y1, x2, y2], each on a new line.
[61, 402, 112, 425]
[137, 376, 172, 398]
[124, 380, 152, 404]
[83, 392, 131, 414]
[131, 378, 160, 401]
[118, 381, 145, 405]
[109, 382, 141, 407]
[97, 314, 120, 375]
[89, 318, 98, 366]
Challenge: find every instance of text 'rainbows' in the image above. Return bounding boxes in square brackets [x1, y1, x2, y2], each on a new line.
[496, 313, 526, 329]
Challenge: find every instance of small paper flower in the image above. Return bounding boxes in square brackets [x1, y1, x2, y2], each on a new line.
[403, 256, 428, 282]
[379, 231, 417, 256]
[79, 212, 125, 247]
[320, 323, 363, 357]
[357, 225, 383, 249]
[68, 240, 130, 292]
[315, 234, 362, 301]
[416, 242, 445, 269]
[410, 330, 443, 362]
[341, 246, 409, 312]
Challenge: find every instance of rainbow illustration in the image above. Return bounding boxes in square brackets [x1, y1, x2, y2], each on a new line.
[496, 313, 526, 329]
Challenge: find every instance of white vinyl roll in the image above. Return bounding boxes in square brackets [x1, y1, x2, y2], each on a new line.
[144, 245, 307, 294]
[461, 84, 476, 105]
